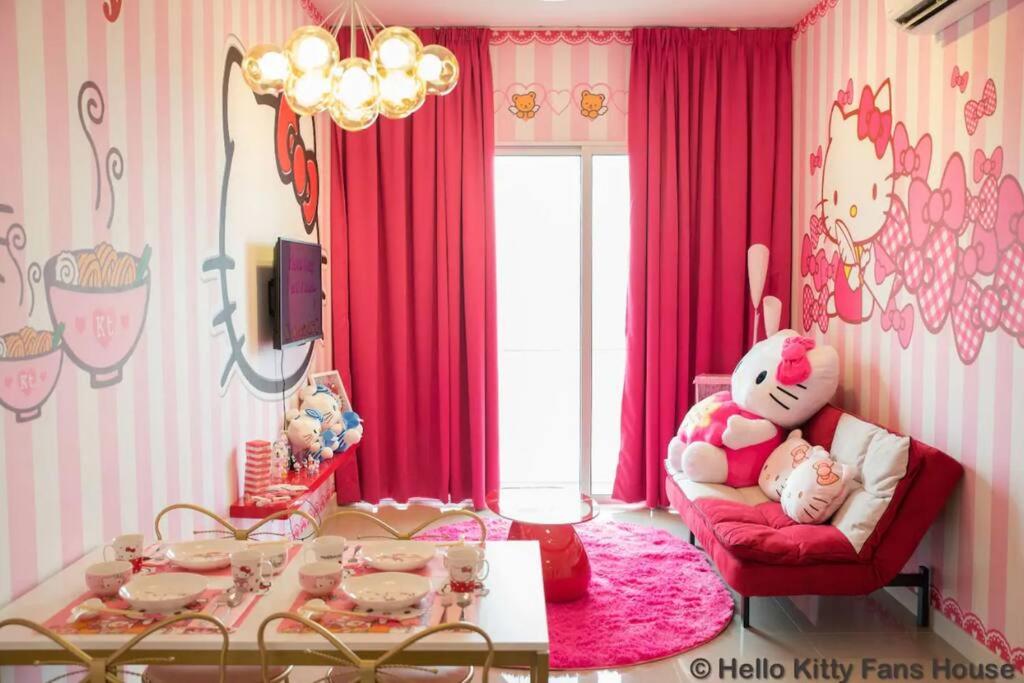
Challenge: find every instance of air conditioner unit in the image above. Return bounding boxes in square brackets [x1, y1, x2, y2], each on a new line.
[885, 0, 990, 34]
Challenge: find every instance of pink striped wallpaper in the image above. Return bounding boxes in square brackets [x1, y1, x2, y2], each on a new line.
[792, 0, 1023, 668]
[0, 3, 332, 679]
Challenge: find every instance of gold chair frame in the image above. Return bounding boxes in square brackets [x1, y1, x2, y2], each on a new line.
[0, 613, 229, 683]
[317, 509, 488, 545]
[257, 612, 493, 683]
[154, 503, 321, 541]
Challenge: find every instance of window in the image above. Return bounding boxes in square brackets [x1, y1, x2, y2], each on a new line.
[495, 148, 630, 495]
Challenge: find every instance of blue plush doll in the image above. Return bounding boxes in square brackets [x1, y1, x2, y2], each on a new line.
[337, 411, 364, 452]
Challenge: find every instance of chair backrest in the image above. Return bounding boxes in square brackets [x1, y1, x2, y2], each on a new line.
[257, 612, 493, 682]
[318, 508, 487, 546]
[154, 503, 320, 541]
[0, 613, 229, 683]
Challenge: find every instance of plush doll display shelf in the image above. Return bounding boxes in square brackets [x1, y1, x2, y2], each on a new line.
[693, 374, 732, 403]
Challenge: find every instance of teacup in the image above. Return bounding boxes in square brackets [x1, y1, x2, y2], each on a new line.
[299, 560, 343, 597]
[85, 560, 133, 597]
[444, 545, 488, 593]
[304, 535, 346, 564]
[248, 540, 291, 574]
[103, 534, 145, 564]
[231, 550, 273, 593]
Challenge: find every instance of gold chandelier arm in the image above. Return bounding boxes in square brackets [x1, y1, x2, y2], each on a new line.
[353, 1, 377, 48]
[107, 613, 229, 682]
[244, 508, 321, 540]
[154, 503, 239, 541]
[318, 0, 349, 29]
[376, 622, 494, 681]
[0, 618, 95, 670]
[257, 612, 365, 680]
[319, 510, 405, 540]
[358, 0, 388, 34]
[409, 509, 488, 547]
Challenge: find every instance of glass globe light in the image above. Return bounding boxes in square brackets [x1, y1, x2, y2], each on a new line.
[417, 44, 459, 95]
[330, 57, 380, 111]
[370, 26, 422, 74]
[285, 68, 331, 115]
[285, 26, 339, 75]
[330, 100, 379, 132]
[378, 71, 427, 119]
[242, 44, 290, 94]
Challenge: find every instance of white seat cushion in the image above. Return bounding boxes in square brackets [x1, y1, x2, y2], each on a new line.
[667, 457, 769, 506]
[144, 665, 290, 683]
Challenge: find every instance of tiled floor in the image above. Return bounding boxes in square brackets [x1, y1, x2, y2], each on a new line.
[294, 504, 968, 682]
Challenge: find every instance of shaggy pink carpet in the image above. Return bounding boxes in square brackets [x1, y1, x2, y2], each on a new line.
[421, 517, 735, 669]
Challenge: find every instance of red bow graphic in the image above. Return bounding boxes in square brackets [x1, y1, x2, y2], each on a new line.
[892, 123, 931, 180]
[880, 300, 914, 349]
[964, 78, 997, 136]
[801, 233, 838, 292]
[802, 284, 829, 334]
[857, 86, 892, 159]
[994, 175, 1024, 251]
[808, 213, 826, 243]
[973, 147, 1003, 183]
[809, 145, 822, 175]
[908, 153, 967, 247]
[837, 78, 853, 106]
[275, 97, 320, 230]
[950, 66, 969, 93]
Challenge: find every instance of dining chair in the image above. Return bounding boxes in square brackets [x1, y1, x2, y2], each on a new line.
[257, 612, 494, 683]
[318, 507, 488, 546]
[153, 503, 321, 542]
[0, 612, 228, 683]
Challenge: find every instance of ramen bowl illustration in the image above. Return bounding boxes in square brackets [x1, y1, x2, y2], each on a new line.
[0, 325, 64, 423]
[44, 243, 151, 388]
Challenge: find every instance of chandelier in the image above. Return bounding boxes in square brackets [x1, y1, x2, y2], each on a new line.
[241, 0, 459, 131]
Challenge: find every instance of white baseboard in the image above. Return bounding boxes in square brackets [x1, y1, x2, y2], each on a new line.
[885, 587, 1005, 665]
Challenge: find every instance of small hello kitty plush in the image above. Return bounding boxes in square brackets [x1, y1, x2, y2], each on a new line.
[668, 331, 840, 487]
[285, 408, 333, 468]
[782, 455, 859, 524]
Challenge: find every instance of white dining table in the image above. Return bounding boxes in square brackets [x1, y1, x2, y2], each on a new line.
[0, 540, 551, 681]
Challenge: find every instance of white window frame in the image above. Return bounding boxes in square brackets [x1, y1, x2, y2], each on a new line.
[495, 143, 627, 498]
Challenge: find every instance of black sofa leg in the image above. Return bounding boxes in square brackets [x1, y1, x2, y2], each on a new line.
[888, 565, 931, 628]
[741, 596, 750, 628]
[688, 530, 695, 545]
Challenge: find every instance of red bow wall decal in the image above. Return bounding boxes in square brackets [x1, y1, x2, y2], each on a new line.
[837, 78, 853, 106]
[802, 284, 830, 334]
[908, 153, 967, 247]
[973, 147, 1003, 182]
[275, 97, 319, 230]
[881, 300, 914, 349]
[950, 66, 969, 93]
[964, 78, 997, 135]
[994, 175, 1024, 251]
[809, 145, 823, 175]
[801, 233, 838, 292]
[857, 86, 892, 159]
[892, 123, 932, 180]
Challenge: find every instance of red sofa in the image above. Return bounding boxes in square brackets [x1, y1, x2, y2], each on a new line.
[665, 404, 963, 628]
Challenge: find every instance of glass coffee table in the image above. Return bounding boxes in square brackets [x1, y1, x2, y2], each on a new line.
[486, 487, 599, 603]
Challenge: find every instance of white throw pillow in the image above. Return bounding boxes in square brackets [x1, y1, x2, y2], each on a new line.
[782, 455, 860, 524]
[758, 430, 825, 501]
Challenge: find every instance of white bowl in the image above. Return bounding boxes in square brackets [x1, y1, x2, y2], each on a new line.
[119, 573, 207, 612]
[166, 539, 246, 571]
[361, 540, 436, 572]
[340, 572, 431, 610]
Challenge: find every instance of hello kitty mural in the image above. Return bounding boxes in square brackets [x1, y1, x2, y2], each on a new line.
[801, 77, 1024, 363]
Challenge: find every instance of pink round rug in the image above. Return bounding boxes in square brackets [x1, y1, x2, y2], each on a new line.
[421, 517, 734, 669]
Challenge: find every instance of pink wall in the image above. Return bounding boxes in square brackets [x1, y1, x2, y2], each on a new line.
[792, 0, 1023, 667]
[489, 30, 630, 145]
[0, 4, 332, 678]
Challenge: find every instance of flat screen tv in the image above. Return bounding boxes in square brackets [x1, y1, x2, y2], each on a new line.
[272, 238, 323, 349]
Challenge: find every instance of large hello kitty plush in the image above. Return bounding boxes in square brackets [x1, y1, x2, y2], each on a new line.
[667, 331, 840, 487]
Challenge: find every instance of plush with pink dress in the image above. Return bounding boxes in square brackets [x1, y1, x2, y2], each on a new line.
[667, 331, 840, 487]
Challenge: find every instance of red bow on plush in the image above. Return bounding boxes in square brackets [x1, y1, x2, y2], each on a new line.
[801, 284, 829, 335]
[776, 335, 816, 385]
[964, 79, 997, 136]
[950, 66, 969, 93]
[892, 123, 931, 180]
[809, 145, 823, 175]
[837, 78, 853, 106]
[908, 153, 967, 247]
[880, 300, 914, 349]
[973, 147, 1003, 182]
[857, 86, 892, 159]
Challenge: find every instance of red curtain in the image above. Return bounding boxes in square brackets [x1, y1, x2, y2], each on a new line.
[613, 28, 793, 506]
[330, 28, 498, 508]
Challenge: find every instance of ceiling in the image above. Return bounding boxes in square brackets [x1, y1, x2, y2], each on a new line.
[308, 0, 819, 29]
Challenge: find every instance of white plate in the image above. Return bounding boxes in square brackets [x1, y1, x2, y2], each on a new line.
[360, 540, 435, 572]
[165, 539, 245, 571]
[119, 573, 207, 612]
[340, 572, 431, 610]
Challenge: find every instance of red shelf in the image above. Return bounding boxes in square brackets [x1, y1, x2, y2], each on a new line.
[229, 445, 357, 520]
